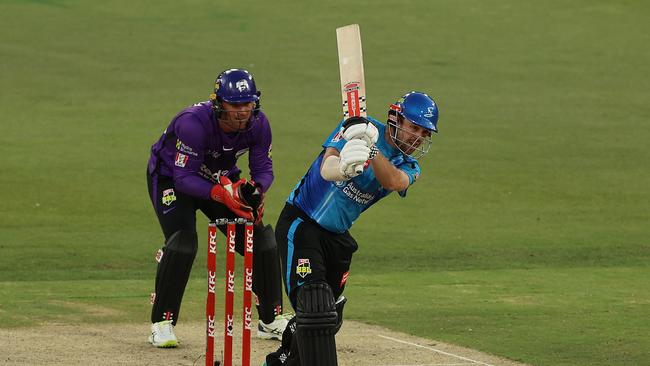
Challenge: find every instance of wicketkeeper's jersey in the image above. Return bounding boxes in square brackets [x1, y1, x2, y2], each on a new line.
[288, 117, 421, 233]
[147, 101, 274, 200]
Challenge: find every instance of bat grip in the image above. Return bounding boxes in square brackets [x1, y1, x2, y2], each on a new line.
[354, 163, 364, 175]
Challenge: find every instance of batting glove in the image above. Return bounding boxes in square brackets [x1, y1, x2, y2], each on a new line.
[339, 139, 371, 179]
[342, 116, 379, 145]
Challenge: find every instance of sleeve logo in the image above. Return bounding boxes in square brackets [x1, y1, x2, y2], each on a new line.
[176, 139, 197, 156]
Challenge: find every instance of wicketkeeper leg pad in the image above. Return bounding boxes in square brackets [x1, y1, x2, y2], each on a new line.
[151, 230, 198, 325]
[253, 224, 284, 324]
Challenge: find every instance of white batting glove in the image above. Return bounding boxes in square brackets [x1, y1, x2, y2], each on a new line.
[338, 139, 370, 179]
[343, 121, 379, 146]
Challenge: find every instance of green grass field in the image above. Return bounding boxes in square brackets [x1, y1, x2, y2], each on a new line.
[1, 1, 649, 365]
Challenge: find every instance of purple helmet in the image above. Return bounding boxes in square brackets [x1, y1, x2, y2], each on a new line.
[210, 68, 260, 104]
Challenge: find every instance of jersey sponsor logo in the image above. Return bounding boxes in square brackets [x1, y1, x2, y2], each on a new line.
[162, 188, 176, 206]
[338, 181, 376, 205]
[296, 258, 312, 279]
[175, 139, 197, 156]
[207, 149, 222, 159]
[199, 165, 229, 184]
[174, 152, 189, 167]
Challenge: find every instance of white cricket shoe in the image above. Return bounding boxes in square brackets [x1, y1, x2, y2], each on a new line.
[148, 320, 179, 348]
[257, 313, 293, 340]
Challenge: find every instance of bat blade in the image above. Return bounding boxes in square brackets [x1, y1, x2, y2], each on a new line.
[337, 24, 367, 174]
[337, 24, 367, 119]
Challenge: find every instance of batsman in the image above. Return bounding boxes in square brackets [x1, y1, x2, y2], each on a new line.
[265, 91, 440, 365]
[146, 69, 290, 348]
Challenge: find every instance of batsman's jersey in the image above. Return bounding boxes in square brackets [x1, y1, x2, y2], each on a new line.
[288, 117, 421, 233]
[147, 101, 273, 199]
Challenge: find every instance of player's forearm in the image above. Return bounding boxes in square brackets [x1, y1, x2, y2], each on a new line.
[248, 137, 274, 192]
[249, 158, 274, 193]
[370, 153, 409, 191]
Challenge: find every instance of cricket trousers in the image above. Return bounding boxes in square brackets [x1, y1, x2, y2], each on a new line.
[275, 203, 357, 311]
[265, 203, 357, 365]
[147, 172, 284, 325]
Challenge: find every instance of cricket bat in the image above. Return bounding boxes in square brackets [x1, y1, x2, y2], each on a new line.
[336, 24, 367, 174]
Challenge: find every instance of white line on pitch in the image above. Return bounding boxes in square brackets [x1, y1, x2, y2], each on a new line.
[377, 334, 494, 366]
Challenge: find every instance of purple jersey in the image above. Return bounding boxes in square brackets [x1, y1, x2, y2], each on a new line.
[147, 101, 273, 199]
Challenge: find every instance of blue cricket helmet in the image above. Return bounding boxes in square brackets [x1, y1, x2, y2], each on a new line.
[390, 92, 439, 133]
[210, 68, 260, 104]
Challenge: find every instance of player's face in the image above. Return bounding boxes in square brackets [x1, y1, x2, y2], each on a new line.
[394, 118, 432, 155]
[218, 101, 255, 132]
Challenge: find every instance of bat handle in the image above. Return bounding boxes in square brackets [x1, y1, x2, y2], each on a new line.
[354, 164, 364, 175]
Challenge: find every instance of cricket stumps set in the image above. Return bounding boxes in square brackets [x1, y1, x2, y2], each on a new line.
[206, 218, 254, 366]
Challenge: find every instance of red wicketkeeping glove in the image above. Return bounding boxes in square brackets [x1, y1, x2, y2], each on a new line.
[210, 176, 254, 220]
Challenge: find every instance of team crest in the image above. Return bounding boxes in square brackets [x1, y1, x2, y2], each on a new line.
[296, 259, 312, 278]
[175, 152, 188, 167]
[162, 189, 176, 206]
[424, 106, 437, 118]
[236, 79, 249, 92]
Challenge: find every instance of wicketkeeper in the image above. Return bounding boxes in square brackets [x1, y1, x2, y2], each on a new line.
[146, 69, 290, 348]
[265, 92, 440, 365]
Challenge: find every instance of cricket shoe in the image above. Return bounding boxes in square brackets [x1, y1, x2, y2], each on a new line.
[257, 313, 293, 340]
[148, 320, 179, 348]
